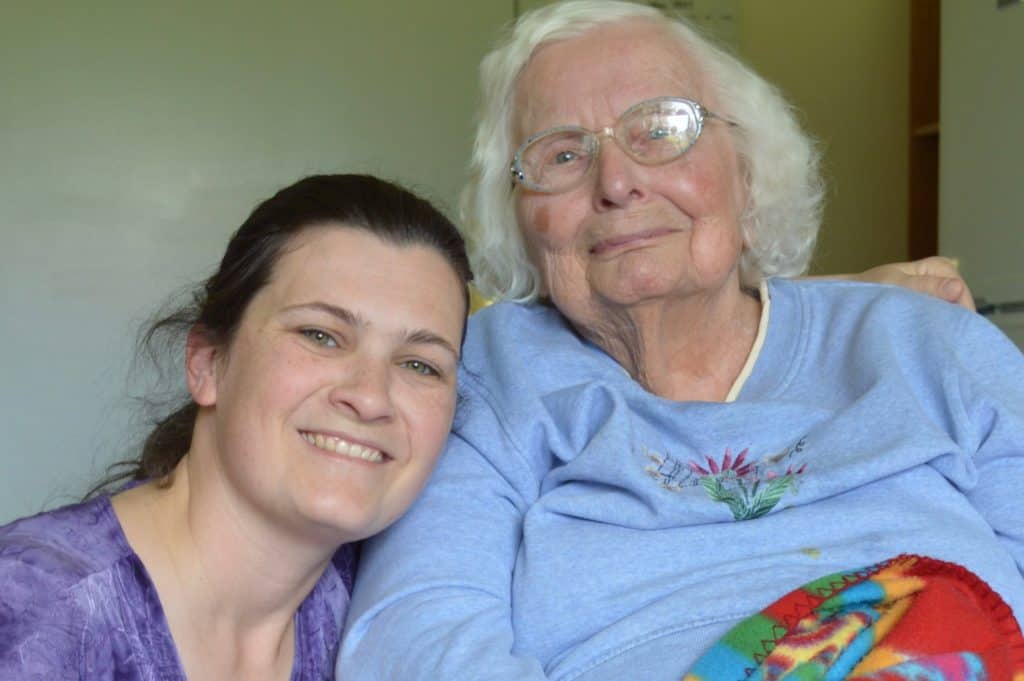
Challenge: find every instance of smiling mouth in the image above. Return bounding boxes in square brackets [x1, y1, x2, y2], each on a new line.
[300, 431, 386, 463]
[590, 228, 679, 256]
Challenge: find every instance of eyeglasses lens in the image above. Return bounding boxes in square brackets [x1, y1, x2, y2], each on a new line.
[517, 98, 705, 193]
[520, 130, 595, 193]
[622, 101, 700, 163]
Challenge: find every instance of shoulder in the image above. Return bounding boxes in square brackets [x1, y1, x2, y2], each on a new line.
[771, 276, 965, 315]
[768, 278, 1022, 376]
[0, 496, 130, 586]
[463, 301, 575, 366]
[451, 302, 619, 478]
[0, 498, 131, 629]
[770, 277, 984, 338]
[0, 499, 129, 676]
[461, 302, 623, 398]
[458, 302, 632, 449]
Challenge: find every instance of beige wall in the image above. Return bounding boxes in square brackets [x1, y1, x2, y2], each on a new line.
[739, 1, 910, 275]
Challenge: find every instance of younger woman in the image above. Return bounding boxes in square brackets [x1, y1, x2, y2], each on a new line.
[0, 174, 472, 680]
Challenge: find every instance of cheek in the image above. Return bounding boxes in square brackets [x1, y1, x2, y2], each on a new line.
[690, 170, 722, 207]
[517, 200, 558, 289]
[713, 144, 748, 216]
[675, 154, 732, 211]
[682, 151, 746, 227]
[229, 347, 315, 428]
[517, 195, 570, 247]
[672, 159, 746, 274]
[516, 197, 589, 285]
[530, 202, 553, 235]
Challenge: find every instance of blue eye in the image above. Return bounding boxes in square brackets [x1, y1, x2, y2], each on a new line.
[301, 328, 338, 348]
[554, 150, 580, 165]
[401, 359, 440, 377]
[648, 127, 674, 140]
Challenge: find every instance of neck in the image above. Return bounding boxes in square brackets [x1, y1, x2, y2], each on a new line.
[180, 444, 333, 622]
[113, 424, 336, 678]
[575, 281, 762, 402]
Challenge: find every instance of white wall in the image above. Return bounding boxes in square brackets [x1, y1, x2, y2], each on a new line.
[939, 1, 1024, 348]
[0, 2, 510, 523]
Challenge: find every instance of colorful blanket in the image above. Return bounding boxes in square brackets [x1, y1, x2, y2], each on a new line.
[684, 555, 1024, 681]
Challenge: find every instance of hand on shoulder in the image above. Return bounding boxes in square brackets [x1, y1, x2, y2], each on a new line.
[852, 256, 975, 311]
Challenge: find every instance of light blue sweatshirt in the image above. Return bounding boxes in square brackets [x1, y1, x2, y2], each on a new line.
[340, 279, 1024, 680]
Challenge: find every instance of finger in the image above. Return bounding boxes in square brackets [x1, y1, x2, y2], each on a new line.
[905, 275, 962, 306]
[925, 256, 960, 277]
[920, 276, 976, 311]
[941, 277, 976, 312]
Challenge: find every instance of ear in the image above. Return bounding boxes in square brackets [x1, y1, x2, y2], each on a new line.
[186, 327, 219, 407]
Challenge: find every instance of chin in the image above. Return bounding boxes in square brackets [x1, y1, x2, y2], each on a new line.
[293, 492, 389, 544]
[597, 266, 685, 306]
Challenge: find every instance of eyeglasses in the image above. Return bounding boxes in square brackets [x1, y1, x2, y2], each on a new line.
[510, 96, 736, 194]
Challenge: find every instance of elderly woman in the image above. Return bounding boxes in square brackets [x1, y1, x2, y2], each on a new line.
[340, 2, 1024, 680]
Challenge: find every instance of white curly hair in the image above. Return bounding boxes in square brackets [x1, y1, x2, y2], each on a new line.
[459, 0, 824, 302]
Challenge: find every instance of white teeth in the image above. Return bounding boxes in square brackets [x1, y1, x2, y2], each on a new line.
[302, 432, 383, 463]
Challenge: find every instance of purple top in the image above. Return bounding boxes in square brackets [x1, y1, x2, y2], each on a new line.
[0, 495, 354, 680]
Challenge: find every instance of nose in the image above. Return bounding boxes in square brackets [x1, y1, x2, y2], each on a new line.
[593, 131, 646, 211]
[327, 359, 394, 422]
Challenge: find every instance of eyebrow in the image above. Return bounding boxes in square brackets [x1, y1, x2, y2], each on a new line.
[284, 301, 460, 361]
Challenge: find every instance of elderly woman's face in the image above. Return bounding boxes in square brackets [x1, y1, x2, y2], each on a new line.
[513, 21, 748, 321]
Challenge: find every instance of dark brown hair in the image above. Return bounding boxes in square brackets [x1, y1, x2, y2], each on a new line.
[89, 174, 471, 496]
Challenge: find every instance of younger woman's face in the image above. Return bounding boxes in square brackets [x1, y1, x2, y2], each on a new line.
[188, 225, 466, 545]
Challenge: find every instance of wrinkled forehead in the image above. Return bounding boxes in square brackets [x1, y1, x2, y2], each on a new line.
[512, 21, 710, 141]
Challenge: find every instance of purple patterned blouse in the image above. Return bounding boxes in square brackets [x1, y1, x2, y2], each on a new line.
[0, 495, 354, 680]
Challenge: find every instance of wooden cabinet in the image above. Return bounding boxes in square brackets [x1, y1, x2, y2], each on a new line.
[908, 0, 940, 259]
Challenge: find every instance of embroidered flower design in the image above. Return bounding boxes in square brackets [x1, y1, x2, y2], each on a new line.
[645, 438, 809, 521]
[687, 448, 756, 478]
[692, 446, 806, 520]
